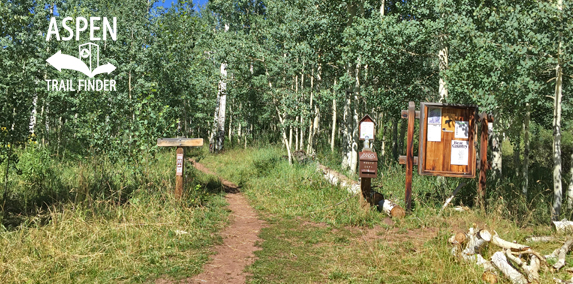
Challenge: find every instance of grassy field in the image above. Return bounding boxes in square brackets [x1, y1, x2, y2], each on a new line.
[0, 147, 230, 283]
[199, 146, 572, 283]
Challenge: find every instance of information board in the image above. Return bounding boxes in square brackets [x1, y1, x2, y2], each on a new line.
[418, 102, 477, 178]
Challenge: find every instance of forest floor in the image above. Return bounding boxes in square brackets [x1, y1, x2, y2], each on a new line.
[186, 161, 265, 284]
[193, 146, 572, 283]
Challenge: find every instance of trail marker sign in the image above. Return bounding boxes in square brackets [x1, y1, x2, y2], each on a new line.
[157, 138, 204, 198]
[359, 115, 375, 141]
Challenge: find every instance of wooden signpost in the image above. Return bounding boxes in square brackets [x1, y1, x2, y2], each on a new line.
[358, 115, 377, 204]
[157, 138, 204, 198]
[400, 102, 492, 212]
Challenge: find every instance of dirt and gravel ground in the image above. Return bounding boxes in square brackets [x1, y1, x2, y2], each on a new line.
[188, 161, 265, 284]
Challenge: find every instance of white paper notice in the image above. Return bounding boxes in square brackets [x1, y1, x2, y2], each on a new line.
[451, 140, 469, 165]
[427, 124, 441, 142]
[428, 107, 442, 125]
[360, 121, 375, 140]
[455, 121, 469, 139]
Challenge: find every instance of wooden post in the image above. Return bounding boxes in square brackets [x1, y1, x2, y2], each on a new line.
[360, 177, 372, 206]
[478, 113, 491, 210]
[176, 147, 184, 198]
[405, 102, 415, 212]
[157, 138, 204, 199]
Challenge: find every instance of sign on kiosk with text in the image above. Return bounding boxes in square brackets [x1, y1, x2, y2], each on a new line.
[419, 103, 477, 178]
[359, 115, 378, 178]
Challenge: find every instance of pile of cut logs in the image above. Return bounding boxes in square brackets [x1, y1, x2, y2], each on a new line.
[449, 226, 573, 283]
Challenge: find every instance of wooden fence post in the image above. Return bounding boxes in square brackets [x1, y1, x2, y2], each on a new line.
[405, 101, 415, 211]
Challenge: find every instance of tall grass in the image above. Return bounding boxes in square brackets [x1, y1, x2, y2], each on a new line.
[0, 145, 230, 283]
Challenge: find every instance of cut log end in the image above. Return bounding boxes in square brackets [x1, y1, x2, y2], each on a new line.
[390, 206, 405, 218]
[482, 271, 498, 284]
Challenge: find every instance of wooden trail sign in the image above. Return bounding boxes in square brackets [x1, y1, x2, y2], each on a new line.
[157, 138, 204, 198]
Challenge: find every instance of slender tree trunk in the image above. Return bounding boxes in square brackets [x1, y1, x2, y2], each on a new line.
[523, 103, 530, 196]
[380, 0, 385, 17]
[392, 118, 398, 161]
[491, 118, 503, 182]
[568, 152, 573, 209]
[331, 78, 337, 152]
[553, 0, 564, 220]
[514, 135, 521, 179]
[276, 106, 292, 165]
[342, 91, 352, 170]
[307, 69, 315, 154]
[299, 71, 305, 151]
[399, 119, 407, 154]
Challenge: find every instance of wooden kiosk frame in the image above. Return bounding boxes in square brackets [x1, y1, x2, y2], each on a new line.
[400, 102, 491, 212]
[418, 102, 478, 178]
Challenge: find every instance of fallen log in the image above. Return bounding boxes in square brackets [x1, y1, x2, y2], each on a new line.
[553, 220, 573, 234]
[491, 251, 528, 284]
[505, 250, 541, 283]
[526, 236, 556, 243]
[548, 238, 573, 271]
[554, 278, 573, 284]
[379, 198, 406, 218]
[317, 163, 404, 218]
[491, 232, 530, 252]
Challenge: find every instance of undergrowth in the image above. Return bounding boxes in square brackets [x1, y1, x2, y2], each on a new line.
[200, 146, 571, 283]
[0, 146, 229, 283]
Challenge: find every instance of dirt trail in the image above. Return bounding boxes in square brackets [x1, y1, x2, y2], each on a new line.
[188, 161, 265, 284]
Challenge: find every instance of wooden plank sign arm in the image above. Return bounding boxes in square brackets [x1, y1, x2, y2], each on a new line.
[157, 138, 204, 199]
[157, 138, 204, 147]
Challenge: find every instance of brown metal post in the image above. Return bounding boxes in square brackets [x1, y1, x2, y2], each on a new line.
[175, 146, 184, 198]
[405, 101, 415, 211]
[478, 113, 489, 210]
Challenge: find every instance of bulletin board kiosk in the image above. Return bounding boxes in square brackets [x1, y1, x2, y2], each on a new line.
[418, 102, 477, 178]
[400, 102, 491, 212]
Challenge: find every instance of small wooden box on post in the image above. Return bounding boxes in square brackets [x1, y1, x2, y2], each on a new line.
[400, 102, 489, 212]
[358, 115, 377, 204]
[157, 138, 204, 198]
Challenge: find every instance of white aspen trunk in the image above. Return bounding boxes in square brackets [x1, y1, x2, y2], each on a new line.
[523, 103, 530, 196]
[514, 135, 521, 178]
[217, 61, 227, 152]
[276, 106, 292, 165]
[553, 63, 563, 220]
[307, 70, 314, 153]
[392, 118, 398, 160]
[29, 95, 37, 134]
[439, 43, 448, 102]
[300, 71, 305, 151]
[569, 152, 573, 209]
[379, 112, 385, 159]
[553, 0, 563, 219]
[331, 78, 337, 152]
[491, 119, 503, 181]
[342, 92, 351, 170]
[216, 24, 230, 152]
[380, 0, 385, 17]
[228, 101, 233, 142]
[349, 62, 361, 175]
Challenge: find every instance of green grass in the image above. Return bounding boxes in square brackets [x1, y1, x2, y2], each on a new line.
[200, 146, 573, 283]
[0, 146, 230, 283]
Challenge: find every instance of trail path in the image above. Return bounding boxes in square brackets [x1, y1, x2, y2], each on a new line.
[189, 161, 265, 284]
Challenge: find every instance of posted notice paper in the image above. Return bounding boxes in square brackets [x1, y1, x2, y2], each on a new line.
[455, 121, 469, 139]
[427, 124, 441, 142]
[451, 140, 469, 165]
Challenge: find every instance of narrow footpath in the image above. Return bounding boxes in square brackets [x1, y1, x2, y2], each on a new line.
[189, 161, 265, 284]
